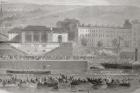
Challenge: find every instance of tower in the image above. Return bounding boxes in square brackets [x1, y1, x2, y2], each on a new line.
[0, 0, 3, 33]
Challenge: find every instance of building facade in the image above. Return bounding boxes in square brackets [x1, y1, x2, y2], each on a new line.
[131, 20, 140, 49]
[8, 26, 68, 55]
[78, 20, 136, 49]
[8, 26, 68, 43]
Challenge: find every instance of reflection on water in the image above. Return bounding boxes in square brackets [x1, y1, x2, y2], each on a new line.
[1, 88, 71, 93]
[0, 86, 139, 93]
[0, 88, 44, 93]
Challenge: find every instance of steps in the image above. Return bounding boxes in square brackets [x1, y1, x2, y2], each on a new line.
[44, 43, 73, 57]
[10, 43, 60, 55]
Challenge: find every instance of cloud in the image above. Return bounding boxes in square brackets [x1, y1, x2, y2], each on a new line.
[3, 0, 110, 5]
[3, 0, 140, 6]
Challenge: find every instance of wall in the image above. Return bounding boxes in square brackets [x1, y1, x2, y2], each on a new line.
[44, 43, 73, 57]
[10, 43, 60, 55]
[0, 60, 88, 74]
[131, 21, 140, 49]
[8, 33, 18, 40]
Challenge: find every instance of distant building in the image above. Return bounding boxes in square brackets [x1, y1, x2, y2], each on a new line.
[8, 26, 68, 43]
[77, 20, 134, 49]
[131, 20, 140, 49]
[8, 25, 69, 55]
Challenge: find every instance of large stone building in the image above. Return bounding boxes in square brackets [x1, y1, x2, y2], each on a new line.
[78, 20, 140, 50]
[8, 25, 69, 55]
[9, 26, 68, 43]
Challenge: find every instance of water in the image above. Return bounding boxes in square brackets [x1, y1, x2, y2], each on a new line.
[0, 84, 139, 93]
[0, 89, 12, 93]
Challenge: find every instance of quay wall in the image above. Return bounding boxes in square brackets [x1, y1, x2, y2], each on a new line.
[0, 60, 88, 74]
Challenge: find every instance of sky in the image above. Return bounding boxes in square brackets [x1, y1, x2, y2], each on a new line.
[2, 0, 140, 6]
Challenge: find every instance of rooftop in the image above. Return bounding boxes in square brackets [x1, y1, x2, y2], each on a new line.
[22, 25, 51, 32]
[8, 27, 23, 33]
[78, 24, 131, 29]
[9, 26, 66, 33]
[52, 28, 66, 33]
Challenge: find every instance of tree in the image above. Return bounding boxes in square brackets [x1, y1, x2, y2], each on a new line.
[123, 19, 132, 29]
[112, 38, 119, 48]
[112, 38, 122, 54]
[56, 18, 80, 41]
[112, 36, 123, 48]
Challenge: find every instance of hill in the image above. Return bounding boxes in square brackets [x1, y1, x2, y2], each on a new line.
[1, 3, 140, 33]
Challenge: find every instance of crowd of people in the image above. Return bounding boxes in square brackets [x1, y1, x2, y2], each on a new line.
[0, 74, 131, 90]
[0, 55, 95, 61]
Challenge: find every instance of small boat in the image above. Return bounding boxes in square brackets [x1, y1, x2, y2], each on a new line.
[0, 83, 17, 88]
[37, 80, 58, 89]
[18, 82, 37, 88]
[26, 83, 37, 88]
